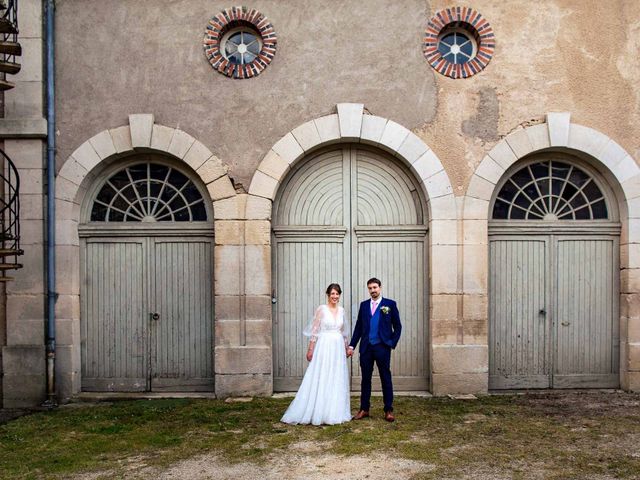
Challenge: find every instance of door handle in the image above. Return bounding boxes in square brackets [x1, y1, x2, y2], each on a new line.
[561, 321, 570, 327]
[539, 309, 546, 315]
[151, 313, 160, 321]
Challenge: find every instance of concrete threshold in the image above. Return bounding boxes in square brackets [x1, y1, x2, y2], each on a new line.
[488, 388, 624, 396]
[75, 392, 218, 402]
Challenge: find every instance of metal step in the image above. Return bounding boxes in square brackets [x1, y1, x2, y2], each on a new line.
[0, 18, 18, 34]
[0, 248, 23, 256]
[0, 59, 20, 74]
[0, 78, 14, 90]
[0, 262, 22, 270]
[0, 40, 20, 55]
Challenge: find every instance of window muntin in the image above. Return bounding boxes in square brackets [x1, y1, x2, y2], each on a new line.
[492, 161, 609, 220]
[437, 30, 475, 65]
[90, 163, 208, 222]
[222, 27, 262, 65]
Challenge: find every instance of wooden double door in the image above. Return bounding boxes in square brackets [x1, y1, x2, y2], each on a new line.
[81, 234, 214, 392]
[489, 232, 619, 389]
[272, 146, 429, 391]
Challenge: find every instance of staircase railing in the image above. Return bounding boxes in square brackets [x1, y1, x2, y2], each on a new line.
[0, 0, 20, 90]
[0, 147, 22, 280]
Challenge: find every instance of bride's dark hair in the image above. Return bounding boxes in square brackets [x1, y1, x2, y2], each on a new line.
[326, 283, 342, 295]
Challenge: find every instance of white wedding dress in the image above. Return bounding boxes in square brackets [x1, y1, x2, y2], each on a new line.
[281, 305, 351, 425]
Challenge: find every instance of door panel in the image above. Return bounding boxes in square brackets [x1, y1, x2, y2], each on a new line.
[275, 149, 345, 226]
[272, 238, 346, 391]
[151, 238, 214, 391]
[489, 237, 549, 389]
[354, 149, 423, 225]
[81, 236, 214, 392]
[82, 239, 148, 391]
[353, 237, 429, 390]
[489, 234, 620, 390]
[554, 238, 619, 388]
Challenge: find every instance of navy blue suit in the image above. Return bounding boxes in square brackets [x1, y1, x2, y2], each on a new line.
[349, 297, 402, 412]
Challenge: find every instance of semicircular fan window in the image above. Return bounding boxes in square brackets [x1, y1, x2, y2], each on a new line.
[90, 163, 208, 222]
[492, 161, 608, 220]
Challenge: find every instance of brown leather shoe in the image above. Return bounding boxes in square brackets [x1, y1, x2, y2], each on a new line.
[384, 411, 395, 422]
[353, 410, 370, 420]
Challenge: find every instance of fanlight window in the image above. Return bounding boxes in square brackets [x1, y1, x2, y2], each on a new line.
[90, 163, 208, 222]
[492, 161, 608, 220]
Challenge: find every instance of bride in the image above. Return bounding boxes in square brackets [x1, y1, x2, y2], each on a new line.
[281, 283, 351, 425]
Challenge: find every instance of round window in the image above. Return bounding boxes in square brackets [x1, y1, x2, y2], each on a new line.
[423, 7, 494, 79]
[203, 7, 277, 79]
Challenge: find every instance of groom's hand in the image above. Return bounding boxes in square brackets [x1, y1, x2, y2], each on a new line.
[346, 346, 354, 357]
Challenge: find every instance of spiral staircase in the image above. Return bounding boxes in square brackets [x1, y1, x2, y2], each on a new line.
[0, 0, 23, 280]
[0, 0, 20, 91]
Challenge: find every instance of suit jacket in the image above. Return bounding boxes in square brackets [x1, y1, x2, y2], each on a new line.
[349, 297, 402, 353]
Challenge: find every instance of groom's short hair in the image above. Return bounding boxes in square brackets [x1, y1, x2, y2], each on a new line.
[367, 277, 381, 287]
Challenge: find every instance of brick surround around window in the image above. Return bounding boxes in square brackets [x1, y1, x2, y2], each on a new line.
[423, 7, 494, 79]
[203, 6, 277, 79]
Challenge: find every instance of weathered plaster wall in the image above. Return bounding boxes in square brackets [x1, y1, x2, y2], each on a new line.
[55, 0, 438, 190]
[56, 0, 640, 196]
[419, 0, 640, 193]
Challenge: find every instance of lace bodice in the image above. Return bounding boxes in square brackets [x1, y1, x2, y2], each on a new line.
[305, 305, 348, 341]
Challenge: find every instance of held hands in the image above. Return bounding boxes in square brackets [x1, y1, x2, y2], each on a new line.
[346, 346, 354, 358]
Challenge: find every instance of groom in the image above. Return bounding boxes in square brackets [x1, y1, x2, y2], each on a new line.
[347, 277, 402, 422]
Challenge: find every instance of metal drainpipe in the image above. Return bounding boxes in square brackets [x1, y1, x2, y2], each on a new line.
[43, 0, 57, 408]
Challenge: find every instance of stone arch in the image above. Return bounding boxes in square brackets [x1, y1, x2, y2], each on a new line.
[247, 103, 458, 293]
[248, 103, 458, 394]
[54, 114, 235, 400]
[463, 112, 640, 391]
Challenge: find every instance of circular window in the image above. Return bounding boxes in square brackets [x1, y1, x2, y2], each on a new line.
[423, 7, 494, 79]
[203, 7, 277, 79]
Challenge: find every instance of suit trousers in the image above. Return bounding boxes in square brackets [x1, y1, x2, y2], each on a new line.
[359, 342, 393, 412]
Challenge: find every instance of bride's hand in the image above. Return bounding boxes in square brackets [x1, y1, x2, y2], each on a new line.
[306, 350, 313, 362]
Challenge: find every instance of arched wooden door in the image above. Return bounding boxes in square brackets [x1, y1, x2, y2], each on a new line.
[272, 145, 429, 391]
[489, 156, 620, 389]
[79, 159, 214, 392]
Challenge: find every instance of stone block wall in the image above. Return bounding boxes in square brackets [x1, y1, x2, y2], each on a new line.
[1, 0, 47, 407]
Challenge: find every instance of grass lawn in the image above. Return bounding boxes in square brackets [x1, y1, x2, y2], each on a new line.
[1, 392, 639, 479]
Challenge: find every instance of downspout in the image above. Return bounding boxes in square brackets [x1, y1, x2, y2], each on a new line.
[44, 0, 57, 408]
